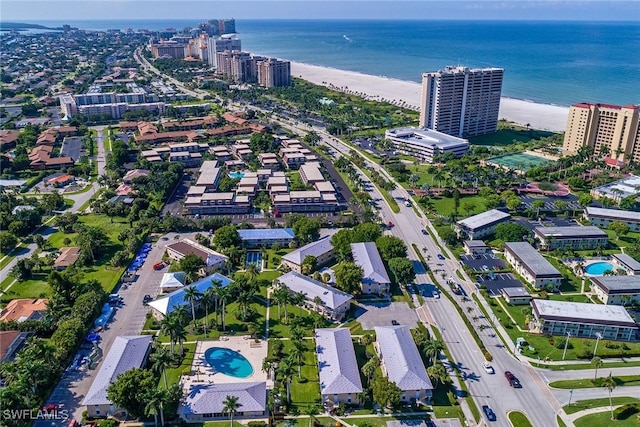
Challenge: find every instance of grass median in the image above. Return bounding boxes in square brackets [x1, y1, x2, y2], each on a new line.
[564, 397, 640, 415]
[550, 375, 640, 389]
[508, 411, 534, 427]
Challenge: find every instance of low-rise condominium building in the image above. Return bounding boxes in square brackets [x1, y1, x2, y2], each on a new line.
[454, 209, 511, 240]
[384, 127, 469, 163]
[533, 226, 609, 250]
[237, 228, 295, 249]
[374, 325, 433, 403]
[277, 271, 352, 321]
[83, 335, 153, 418]
[179, 382, 267, 422]
[612, 253, 640, 275]
[281, 235, 335, 273]
[584, 207, 640, 232]
[315, 328, 363, 408]
[530, 299, 638, 341]
[504, 242, 563, 289]
[350, 242, 391, 295]
[590, 275, 640, 306]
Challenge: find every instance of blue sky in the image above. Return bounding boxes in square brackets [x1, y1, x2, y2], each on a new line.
[1, 0, 639, 21]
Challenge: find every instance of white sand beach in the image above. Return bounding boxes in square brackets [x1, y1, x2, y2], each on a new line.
[290, 62, 569, 133]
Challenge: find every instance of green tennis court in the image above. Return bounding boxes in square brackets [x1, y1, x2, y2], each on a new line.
[487, 152, 554, 171]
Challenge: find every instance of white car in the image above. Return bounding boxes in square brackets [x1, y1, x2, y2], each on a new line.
[433, 291, 440, 299]
[482, 362, 495, 374]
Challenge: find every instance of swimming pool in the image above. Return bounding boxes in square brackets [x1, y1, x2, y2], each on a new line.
[204, 347, 254, 378]
[585, 262, 614, 275]
[228, 172, 245, 179]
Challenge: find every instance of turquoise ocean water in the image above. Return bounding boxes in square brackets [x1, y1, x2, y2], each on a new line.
[27, 19, 640, 106]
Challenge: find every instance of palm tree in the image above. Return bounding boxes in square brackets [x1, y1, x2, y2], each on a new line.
[362, 357, 378, 382]
[278, 356, 296, 403]
[222, 395, 242, 427]
[184, 286, 202, 327]
[145, 388, 168, 427]
[305, 406, 319, 427]
[201, 287, 216, 336]
[172, 304, 190, 327]
[293, 291, 306, 316]
[211, 279, 222, 324]
[151, 345, 173, 389]
[591, 356, 603, 381]
[261, 357, 275, 380]
[424, 340, 445, 365]
[160, 314, 181, 353]
[602, 373, 617, 421]
[218, 286, 231, 331]
[290, 340, 305, 377]
[245, 262, 258, 280]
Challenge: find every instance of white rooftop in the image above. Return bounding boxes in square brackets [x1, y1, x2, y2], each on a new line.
[456, 209, 511, 231]
[593, 175, 640, 199]
[351, 242, 390, 284]
[148, 273, 233, 316]
[532, 299, 637, 327]
[277, 271, 352, 310]
[83, 335, 152, 405]
[282, 236, 334, 265]
[534, 226, 608, 238]
[160, 271, 186, 289]
[315, 328, 363, 396]
[374, 325, 433, 392]
[179, 382, 266, 416]
[385, 127, 469, 150]
[585, 206, 640, 223]
[504, 242, 562, 278]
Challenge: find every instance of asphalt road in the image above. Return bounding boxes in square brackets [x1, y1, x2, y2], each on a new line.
[34, 237, 170, 425]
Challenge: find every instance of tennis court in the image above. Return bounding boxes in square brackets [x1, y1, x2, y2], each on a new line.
[245, 251, 263, 270]
[487, 152, 553, 171]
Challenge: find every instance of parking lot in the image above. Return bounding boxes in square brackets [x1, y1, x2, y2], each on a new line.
[476, 272, 525, 296]
[356, 301, 419, 330]
[518, 194, 581, 212]
[460, 253, 506, 272]
[37, 237, 169, 425]
[61, 136, 83, 161]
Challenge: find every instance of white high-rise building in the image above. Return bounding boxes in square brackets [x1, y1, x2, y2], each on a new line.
[206, 35, 241, 68]
[419, 66, 503, 138]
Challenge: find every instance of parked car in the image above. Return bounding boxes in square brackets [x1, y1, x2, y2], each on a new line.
[153, 261, 165, 271]
[387, 221, 394, 228]
[143, 295, 152, 305]
[391, 320, 399, 326]
[433, 291, 440, 299]
[421, 229, 428, 235]
[505, 371, 522, 388]
[482, 362, 495, 374]
[482, 405, 497, 422]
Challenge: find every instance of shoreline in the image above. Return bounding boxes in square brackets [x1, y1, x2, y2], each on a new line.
[289, 61, 569, 133]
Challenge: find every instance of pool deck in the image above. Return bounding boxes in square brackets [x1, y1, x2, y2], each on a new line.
[183, 337, 272, 390]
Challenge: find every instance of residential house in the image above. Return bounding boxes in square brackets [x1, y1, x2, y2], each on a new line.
[0, 299, 48, 323]
[277, 271, 352, 321]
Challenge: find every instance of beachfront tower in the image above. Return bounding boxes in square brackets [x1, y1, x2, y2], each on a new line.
[207, 35, 241, 68]
[562, 103, 640, 164]
[419, 66, 504, 138]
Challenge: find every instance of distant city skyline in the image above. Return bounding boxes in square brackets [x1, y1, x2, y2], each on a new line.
[1, 0, 639, 22]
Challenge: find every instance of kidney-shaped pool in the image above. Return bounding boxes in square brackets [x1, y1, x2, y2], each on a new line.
[204, 347, 254, 378]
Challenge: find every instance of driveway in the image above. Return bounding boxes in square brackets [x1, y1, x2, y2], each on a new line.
[35, 237, 171, 426]
[356, 301, 419, 330]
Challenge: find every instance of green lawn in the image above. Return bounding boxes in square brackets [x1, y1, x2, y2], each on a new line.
[468, 123, 554, 146]
[564, 397, 640, 415]
[159, 343, 196, 389]
[429, 195, 487, 218]
[574, 410, 638, 427]
[284, 339, 321, 412]
[0, 274, 52, 302]
[550, 375, 640, 389]
[508, 411, 534, 427]
[263, 249, 292, 270]
[530, 360, 640, 371]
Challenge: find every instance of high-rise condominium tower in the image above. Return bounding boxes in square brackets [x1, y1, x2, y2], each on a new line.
[562, 103, 640, 163]
[419, 66, 504, 138]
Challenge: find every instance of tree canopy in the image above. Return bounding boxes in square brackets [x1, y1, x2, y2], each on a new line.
[388, 257, 415, 285]
[212, 225, 241, 252]
[107, 368, 157, 418]
[333, 261, 363, 294]
[494, 222, 530, 242]
[375, 235, 407, 261]
[292, 216, 320, 245]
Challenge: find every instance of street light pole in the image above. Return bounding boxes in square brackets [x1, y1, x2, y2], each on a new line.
[593, 332, 603, 357]
[562, 332, 571, 360]
[568, 389, 574, 407]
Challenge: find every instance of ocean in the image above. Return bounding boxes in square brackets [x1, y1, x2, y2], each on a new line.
[26, 19, 640, 107]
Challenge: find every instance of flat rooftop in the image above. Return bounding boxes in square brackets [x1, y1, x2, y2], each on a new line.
[504, 242, 562, 278]
[593, 175, 640, 199]
[590, 275, 640, 294]
[456, 209, 511, 231]
[532, 299, 637, 327]
[385, 127, 469, 150]
[534, 226, 608, 238]
[585, 206, 640, 223]
[612, 253, 640, 271]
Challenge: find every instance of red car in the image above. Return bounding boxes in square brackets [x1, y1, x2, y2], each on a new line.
[152, 262, 165, 271]
[387, 221, 394, 228]
[42, 404, 59, 412]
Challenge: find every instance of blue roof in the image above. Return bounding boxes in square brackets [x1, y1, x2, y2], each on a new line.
[238, 228, 295, 241]
[148, 272, 233, 316]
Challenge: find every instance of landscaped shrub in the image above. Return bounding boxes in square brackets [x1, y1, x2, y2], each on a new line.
[248, 422, 267, 427]
[447, 390, 458, 406]
[297, 377, 309, 383]
[613, 403, 640, 420]
[604, 341, 620, 349]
